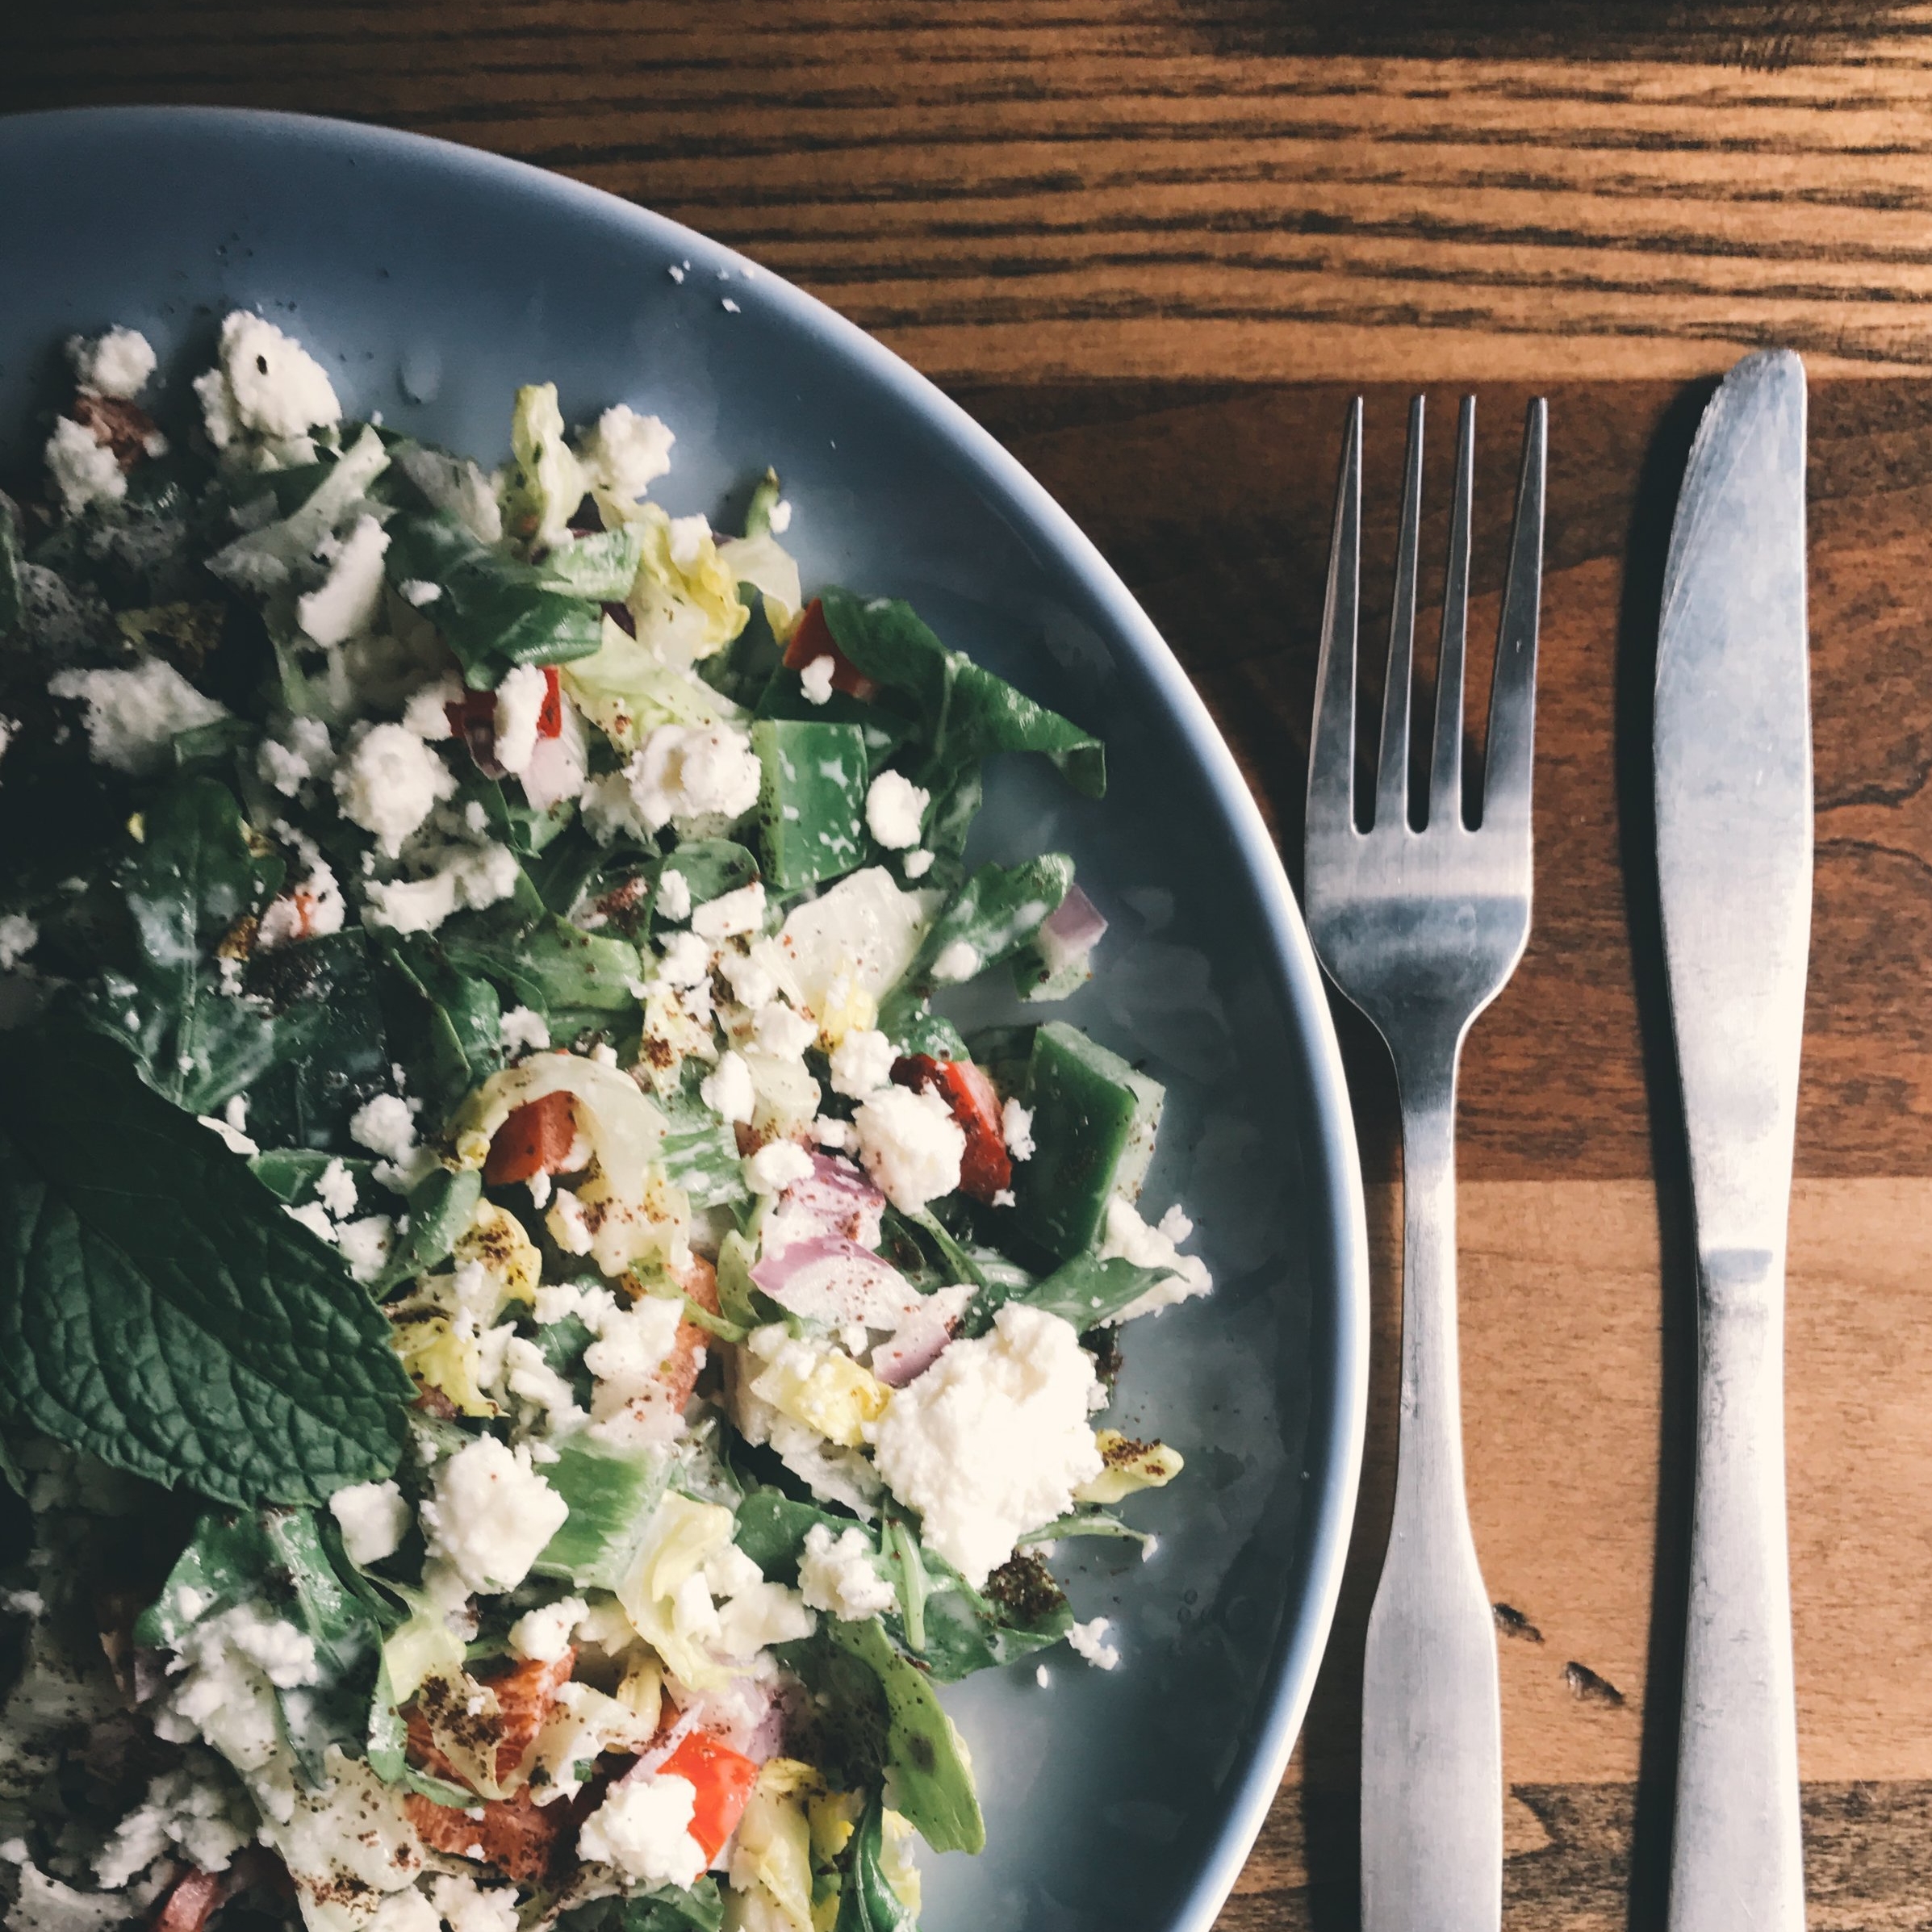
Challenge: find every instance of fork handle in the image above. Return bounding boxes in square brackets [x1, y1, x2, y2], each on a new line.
[1667, 1248, 1804, 1932]
[1360, 1060, 1503, 1932]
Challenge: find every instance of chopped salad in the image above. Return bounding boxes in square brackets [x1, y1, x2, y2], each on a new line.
[0, 314, 1213, 1932]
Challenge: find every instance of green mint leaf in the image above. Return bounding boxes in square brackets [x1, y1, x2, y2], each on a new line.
[0, 1024, 413, 1506]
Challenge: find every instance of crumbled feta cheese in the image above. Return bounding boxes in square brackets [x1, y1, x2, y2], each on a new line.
[930, 939, 981, 985]
[752, 1001, 816, 1061]
[1097, 1195, 1212, 1320]
[350, 1094, 419, 1165]
[853, 1085, 964, 1213]
[1002, 1098, 1035, 1162]
[508, 1595, 588, 1662]
[1068, 1615, 1120, 1670]
[400, 674, 462, 739]
[334, 722, 457, 857]
[865, 771, 929, 850]
[502, 1336, 583, 1428]
[420, 1436, 568, 1594]
[700, 1049, 755, 1125]
[797, 1523, 895, 1622]
[654, 929, 712, 989]
[902, 848, 935, 879]
[286, 1200, 337, 1244]
[655, 868, 692, 922]
[0, 914, 37, 972]
[873, 1303, 1103, 1586]
[257, 715, 334, 797]
[429, 1875, 520, 1932]
[329, 1479, 411, 1567]
[578, 404, 675, 501]
[362, 841, 518, 935]
[48, 660, 229, 775]
[617, 723, 762, 834]
[491, 663, 550, 775]
[798, 654, 835, 705]
[336, 1214, 395, 1283]
[578, 1771, 707, 1888]
[194, 312, 341, 448]
[500, 1005, 551, 1053]
[256, 861, 346, 949]
[198, 1111, 257, 1156]
[314, 1158, 358, 1219]
[69, 326, 157, 399]
[296, 513, 390, 646]
[829, 1027, 895, 1099]
[583, 1293, 688, 1445]
[746, 1138, 815, 1196]
[769, 498, 793, 534]
[721, 298, 742, 315]
[399, 578, 442, 607]
[44, 415, 126, 514]
[717, 943, 779, 1010]
[94, 1761, 252, 1888]
[1035, 1663, 1051, 1688]
[692, 880, 766, 943]
[667, 513, 711, 570]
[811, 1117, 853, 1150]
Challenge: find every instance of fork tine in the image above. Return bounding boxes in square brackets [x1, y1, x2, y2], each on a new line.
[1306, 397, 1362, 843]
[1374, 396, 1425, 830]
[1481, 397, 1548, 835]
[1428, 397, 1475, 831]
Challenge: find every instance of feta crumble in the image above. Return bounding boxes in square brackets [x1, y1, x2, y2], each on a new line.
[578, 1771, 707, 1888]
[420, 1436, 568, 1594]
[491, 663, 550, 775]
[0, 913, 37, 972]
[48, 659, 229, 775]
[612, 723, 761, 834]
[655, 868, 692, 922]
[1097, 1195, 1213, 1319]
[500, 1005, 552, 1053]
[691, 880, 765, 942]
[194, 311, 342, 449]
[700, 1049, 755, 1125]
[333, 723, 457, 857]
[865, 770, 929, 850]
[829, 1026, 895, 1099]
[1002, 1097, 1035, 1162]
[746, 1138, 815, 1196]
[69, 326, 157, 399]
[579, 404, 675, 500]
[854, 1085, 964, 1213]
[508, 1595, 588, 1662]
[930, 939, 981, 985]
[44, 415, 127, 514]
[873, 1303, 1104, 1586]
[797, 1523, 896, 1622]
[798, 654, 836, 705]
[349, 1094, 419, 1165]
[1068, 1615, 1120, 1670]
[328, 1479, 411, 1567]
[295, 513, 390, 646]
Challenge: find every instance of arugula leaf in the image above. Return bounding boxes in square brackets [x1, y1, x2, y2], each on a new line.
[374, 932, 504, 1114]
[0, 1025, 413, 1505]
[536, 527, 643, 600]
[384, 512, 602, 692]
[441, 904, 642, 1019]
[818, 587, 1104, 798]
[834, 1792, 918, 1932]
[961, 1252, 1173, 1339]
[660, 838, 760, 912]
[375, 1166, 482, 1290]
[95, 776, 284, 1114]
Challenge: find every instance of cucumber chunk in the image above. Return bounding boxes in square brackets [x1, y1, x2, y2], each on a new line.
[751, 718, 868, 890]
[1010, 1021, 1164, 1263]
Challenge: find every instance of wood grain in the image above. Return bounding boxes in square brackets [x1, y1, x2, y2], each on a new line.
[15, 2, 1932, 381]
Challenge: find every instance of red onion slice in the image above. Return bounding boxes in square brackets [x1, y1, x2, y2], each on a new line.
[751, 1235, 918, 1328]
[873, 1285, 974, 1387]
[1038, 884, 1107, 973]
[772, 1152, 886, 1251]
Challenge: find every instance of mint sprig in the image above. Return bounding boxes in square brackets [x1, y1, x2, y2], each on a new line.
[0, 1024, 413, 1505]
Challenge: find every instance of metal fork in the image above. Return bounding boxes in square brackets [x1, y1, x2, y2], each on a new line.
[1303, 393, 1547, 1931]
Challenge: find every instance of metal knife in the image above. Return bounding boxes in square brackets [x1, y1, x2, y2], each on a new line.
[1654, 348, 1810, 1932]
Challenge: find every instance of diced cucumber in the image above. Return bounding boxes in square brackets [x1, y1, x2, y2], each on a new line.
[751, 718, 868, 890]
[1010, 1021, 1164, 1263]
[531, 1435, 670, 1591]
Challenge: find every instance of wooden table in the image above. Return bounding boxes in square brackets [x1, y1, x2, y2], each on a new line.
[11, 7, 1932, 1924]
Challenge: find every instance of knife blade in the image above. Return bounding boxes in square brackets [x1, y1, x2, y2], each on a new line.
[1654, 348, 1810, 1932]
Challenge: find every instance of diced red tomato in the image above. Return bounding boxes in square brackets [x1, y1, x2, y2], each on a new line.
[483, 1091, 579, 1186]
[406, 1785, 566, 1886]
[893, 1055, 1012, 1202]
[783, 599, 878, 702]
[152, 1869, 224, 1932]
[535, 665, 563, 738]
[655, 1730, 761, 1861]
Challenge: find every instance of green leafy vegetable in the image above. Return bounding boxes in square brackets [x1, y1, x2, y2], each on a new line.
[375, 1165, 482, 1289]
[384, 512, 602, 692]
[834, 1792, 918, 1932]
[0, 1025, 413, 1504]
[245, 930, 392, 1150]
[961, 1252, 1173, 1340]
[537, 526, 643, 600]
[751, 719, 868, 890]
[818, 587, 1104, 798]
[0, 495, 22, 638]
[374, 931, 504, 1113]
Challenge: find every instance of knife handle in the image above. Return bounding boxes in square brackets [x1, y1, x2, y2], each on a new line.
[1667, 1246, 1804, 1932]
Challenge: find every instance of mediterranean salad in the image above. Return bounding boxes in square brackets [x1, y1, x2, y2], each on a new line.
[0, 314, 1211, 1932]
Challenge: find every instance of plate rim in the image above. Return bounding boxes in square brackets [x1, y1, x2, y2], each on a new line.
[0, 102, 1371, 1932]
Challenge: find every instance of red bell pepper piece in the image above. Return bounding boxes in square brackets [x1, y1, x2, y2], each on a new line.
[655, 1729, 761, 1862]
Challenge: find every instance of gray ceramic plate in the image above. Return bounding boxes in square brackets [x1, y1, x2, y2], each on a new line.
[0, 107, 1369, 1932]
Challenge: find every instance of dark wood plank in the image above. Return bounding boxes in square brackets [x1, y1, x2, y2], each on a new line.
[13, 2, 1932, 380]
